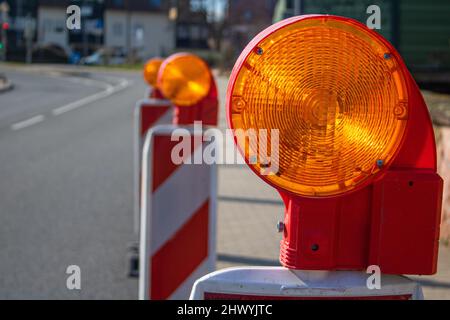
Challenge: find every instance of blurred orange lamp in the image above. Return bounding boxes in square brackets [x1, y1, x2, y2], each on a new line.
[157, 53, 218, 126]
[144, 58, 163, 87]
[143, 58, 164, 99]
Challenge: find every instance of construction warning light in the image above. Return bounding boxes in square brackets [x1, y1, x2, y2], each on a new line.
[229, 15, 408, 197]
[227, 15, 443, 275]
[143, 58, 164, 87]
[157, 53, 212, 107]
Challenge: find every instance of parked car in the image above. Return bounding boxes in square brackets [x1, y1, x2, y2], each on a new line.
[32, 44, 69, 64]
[80, 48, 126, 66]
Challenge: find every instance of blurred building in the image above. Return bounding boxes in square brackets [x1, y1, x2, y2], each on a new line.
[4, 0, 220, 62]
[37, 0, 72, 53]
[35, 0, 175, 61]
[172, 0, 209, 49]
[274, 0, 450, 71]
[226, 0, 277, 55]
[104, 0, 174, 59]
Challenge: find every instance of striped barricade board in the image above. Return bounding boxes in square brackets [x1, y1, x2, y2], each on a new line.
[139, 125, 217, 300]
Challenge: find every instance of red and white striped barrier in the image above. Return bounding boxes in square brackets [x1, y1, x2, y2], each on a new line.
[134, 99, 173, 234]
[139, 125, 217, 300]
[190, 267, 423, 300]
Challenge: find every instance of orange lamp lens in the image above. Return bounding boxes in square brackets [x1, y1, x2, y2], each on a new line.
[158, 54, 211, 107]
[229, 17, 409, 197]
[143, 58, 163, 87]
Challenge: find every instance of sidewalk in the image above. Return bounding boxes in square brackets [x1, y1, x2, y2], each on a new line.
[214, 75, 450, 300]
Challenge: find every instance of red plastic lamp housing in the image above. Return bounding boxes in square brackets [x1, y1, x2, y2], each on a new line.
[226, 15, 443, 275]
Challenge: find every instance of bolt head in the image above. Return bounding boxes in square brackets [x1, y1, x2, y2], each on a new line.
[376, 159, 384, 168]
[277, 221, 285, 233]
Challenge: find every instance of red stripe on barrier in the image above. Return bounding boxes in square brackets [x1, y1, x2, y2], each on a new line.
[151, 200, 210, 300]
[140, 105, 171, 136]
[150, 89, 165, 99]
[204, 293, 412, 300]
[152, 135, 202, 192]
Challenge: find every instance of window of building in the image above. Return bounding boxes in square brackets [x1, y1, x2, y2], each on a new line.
[286, 0, 294, 10]
[134, 24, 145, 46]
[177, 24, 189, 39]
[190, 0, 206, 12]
[112, 22, 123, 36]
[190, 25, 201, 40]
[149, 0, 162, 9]
[43, 19, 64, 34]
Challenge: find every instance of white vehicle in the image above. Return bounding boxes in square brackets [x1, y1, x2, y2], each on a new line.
[80, 48, 126, 66]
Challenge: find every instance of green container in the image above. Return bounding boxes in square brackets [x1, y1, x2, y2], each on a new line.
[274, 0, 450, 70]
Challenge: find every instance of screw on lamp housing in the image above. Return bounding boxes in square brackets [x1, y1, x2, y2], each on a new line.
[276, 221, 285, 233]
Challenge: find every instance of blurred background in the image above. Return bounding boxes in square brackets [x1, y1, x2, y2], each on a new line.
[0, 0, 450, 299]
[1, 1, 449, 73]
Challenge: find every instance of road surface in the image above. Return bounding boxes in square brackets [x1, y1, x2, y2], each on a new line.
[0, 65, 140, 299]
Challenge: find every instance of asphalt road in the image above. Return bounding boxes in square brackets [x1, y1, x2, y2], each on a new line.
[0, 65, 141, 299]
